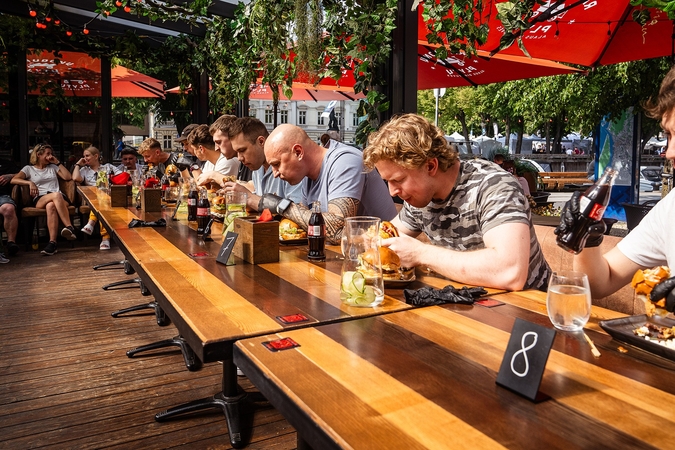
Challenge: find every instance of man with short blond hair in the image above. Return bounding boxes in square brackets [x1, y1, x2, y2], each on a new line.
[137, 137, 178, 179]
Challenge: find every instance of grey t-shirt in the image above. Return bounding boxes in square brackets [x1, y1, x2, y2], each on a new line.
[399, 159, 550, 291]
[253, 165, 302, 204]
[303, 141, 397, 220]
[20, 164, 61, 196]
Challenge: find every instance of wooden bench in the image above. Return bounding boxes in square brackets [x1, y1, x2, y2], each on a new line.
[534, 224, 641, 315]
[539, 171, 591, 190]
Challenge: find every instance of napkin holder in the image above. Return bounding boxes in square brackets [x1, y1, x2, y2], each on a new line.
[233, 217, 279, 264]
[110, 185, 128, 207]
[140, 188, 162, 212]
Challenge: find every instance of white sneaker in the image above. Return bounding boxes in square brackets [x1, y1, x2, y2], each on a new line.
[0, 254, 9, 263]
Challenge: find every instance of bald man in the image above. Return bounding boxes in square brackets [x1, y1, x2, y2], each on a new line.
[263, 124, 397, 244]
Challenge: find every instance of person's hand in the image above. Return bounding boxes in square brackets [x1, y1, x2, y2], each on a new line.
[381, 234, 425, 268]
[28, 181, 38, 197]
[76, 157, 87, 167]
[46, 154, 60, 165]
[650, 277, 675, 312]
[222, 181, 251, 194]
[0, 174, 10, 186]
[554, 191, 606, 248]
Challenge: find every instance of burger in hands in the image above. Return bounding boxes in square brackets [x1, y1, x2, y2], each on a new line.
[211, 195, 227, 214]
[358, 221, 414, 281]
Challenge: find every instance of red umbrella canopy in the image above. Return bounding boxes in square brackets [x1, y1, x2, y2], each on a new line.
[23, 51, 164, 98]
[248, 82, 365, 101]
[417, 44, 580, 89]
[418, 1, 674, 67]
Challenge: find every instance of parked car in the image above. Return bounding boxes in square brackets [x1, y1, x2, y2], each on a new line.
[640, 166, 662, 191]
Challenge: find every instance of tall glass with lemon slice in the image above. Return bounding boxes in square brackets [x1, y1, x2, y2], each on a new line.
[340, 217, 384, 307]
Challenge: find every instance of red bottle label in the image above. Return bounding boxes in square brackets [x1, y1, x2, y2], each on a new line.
[197, 207, 209, 216]
[588, 203, 605, 221]
[308, 225, 323, 237]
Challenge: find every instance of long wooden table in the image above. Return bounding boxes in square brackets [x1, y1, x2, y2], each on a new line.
[233, 289, 675, 449]
[78, 186, 504, 447]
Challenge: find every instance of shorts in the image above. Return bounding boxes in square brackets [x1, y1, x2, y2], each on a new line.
[33, 191, 70, 206]
[0, 194, 16, 208]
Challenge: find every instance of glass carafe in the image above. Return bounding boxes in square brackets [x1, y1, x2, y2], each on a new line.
[340, 216, 384, 307]
[223, 191, 248, 234]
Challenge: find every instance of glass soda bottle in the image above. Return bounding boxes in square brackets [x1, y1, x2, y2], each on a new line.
[187, 180, 198, 222]
[196, 187, 210, 235]
[556, 167, 617, 254]
[307, 201, 326, 261]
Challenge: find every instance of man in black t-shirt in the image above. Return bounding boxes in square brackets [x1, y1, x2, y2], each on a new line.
[0, 158, 20, 258]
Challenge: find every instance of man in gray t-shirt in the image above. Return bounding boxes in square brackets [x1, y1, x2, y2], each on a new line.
[263, 124, 397, 245]
[364, 114, 550, 292]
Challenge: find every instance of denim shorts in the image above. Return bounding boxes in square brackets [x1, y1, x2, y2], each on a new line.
[0, 194, 16, 208]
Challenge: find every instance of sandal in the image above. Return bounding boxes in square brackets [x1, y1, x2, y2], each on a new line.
[82, 222, 95, 235]
[100, 240, 111, 250]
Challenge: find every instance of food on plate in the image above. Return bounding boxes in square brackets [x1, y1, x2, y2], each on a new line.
[632, 322, 675, 349]
[221, 175, 236, 184]
[631, 266, 671, 316]
[279, 218, 307, 241]
[211, 196, 227, 214]
[165, 164, 179, 176]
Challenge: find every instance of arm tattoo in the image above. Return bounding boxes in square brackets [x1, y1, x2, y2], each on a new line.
[284, 197, 360, 245]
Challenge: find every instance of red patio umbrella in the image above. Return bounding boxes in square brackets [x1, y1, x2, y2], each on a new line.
[24, 51, 164, 98]
[248, 82, 365, 101]
[418, 1, 674, 67]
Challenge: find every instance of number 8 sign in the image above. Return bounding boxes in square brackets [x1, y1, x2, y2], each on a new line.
[496, 318, 556, 402]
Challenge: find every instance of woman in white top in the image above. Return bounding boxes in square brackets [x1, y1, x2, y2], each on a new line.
[72, 146, 121, 250]
[11, 143, 77, 255]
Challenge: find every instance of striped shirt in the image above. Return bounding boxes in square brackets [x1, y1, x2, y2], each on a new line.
[399, 159, 550, 291]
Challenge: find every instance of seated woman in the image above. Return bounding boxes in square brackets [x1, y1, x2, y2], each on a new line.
[501, 160, 531, 196]
[11, 143, 78, 255]
[72, 146, 121, 250]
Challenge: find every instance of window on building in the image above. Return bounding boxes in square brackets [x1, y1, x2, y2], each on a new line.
[298, 110, 306, 125]
[280, 110, 289, 124]
[317, 110, 325, 126]
[264, 109, 274, 124]
[249, 109, 256, 118]
[163, 135, 172, 149]
[352, 113, 359, 127]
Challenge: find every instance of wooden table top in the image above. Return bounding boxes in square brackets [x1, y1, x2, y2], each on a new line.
[234, 290, 675, 449]
[79, 186, 503, 363]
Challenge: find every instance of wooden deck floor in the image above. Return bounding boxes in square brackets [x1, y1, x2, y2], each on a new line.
[0, 242, 297, 449]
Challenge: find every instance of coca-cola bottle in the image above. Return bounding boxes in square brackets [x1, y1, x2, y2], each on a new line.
[196, 188, 210, 235]
[556, 167, 617, 254]
[187, 180, 198, 222]
[307, 201, 326, 261]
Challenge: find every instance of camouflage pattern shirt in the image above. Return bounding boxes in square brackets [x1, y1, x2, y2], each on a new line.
[399, 159, 550, 291]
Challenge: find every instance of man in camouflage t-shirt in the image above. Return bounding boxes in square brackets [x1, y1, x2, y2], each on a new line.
[364, 114, 550, 291]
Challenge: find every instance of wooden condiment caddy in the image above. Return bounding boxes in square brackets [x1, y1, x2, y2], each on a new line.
[140, 188, 162, 212]
[110, 185, 128, 207]
[233, 217, 279, 264]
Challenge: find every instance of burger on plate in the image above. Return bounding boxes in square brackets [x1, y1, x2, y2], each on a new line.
[279, 218, 307, 241]
[632, 266, 671, 316]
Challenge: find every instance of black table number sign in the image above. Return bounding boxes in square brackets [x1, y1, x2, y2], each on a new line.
[496, 317, 556, 402]
[216, 232, 238, 266]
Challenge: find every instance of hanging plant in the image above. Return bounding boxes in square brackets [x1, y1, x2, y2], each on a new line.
[294, 0, 323, 79]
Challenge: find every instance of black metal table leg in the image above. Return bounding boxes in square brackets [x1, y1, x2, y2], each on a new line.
[93, 259, 126, 270]
[111, 301, 170, 326]
[154, 351, 253, 448]
[102, 277, 150, 295]
[127, 335, 201, 371]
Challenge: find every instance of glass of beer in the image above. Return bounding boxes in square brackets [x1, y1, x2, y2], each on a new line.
[546, 271, 592, 331]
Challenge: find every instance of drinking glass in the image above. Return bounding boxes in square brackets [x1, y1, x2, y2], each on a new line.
[546, 270, 592, 331]
[223, 191, 248, 234]
[340, 216, 384, 307]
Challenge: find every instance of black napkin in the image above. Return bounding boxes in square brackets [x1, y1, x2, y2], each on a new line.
[128, 218, 167, 228]
[403, 285, 488, 307]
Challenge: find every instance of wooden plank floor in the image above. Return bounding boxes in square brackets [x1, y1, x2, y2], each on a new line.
[0, 242, 297, 449]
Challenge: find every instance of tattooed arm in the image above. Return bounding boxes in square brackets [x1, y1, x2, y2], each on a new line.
[284, 197, 360, 245]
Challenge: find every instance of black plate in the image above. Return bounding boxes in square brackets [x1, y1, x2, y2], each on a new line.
[211, 212, 224, 223]
[384, 273, 416, 288]
[599, 314, 675, 362]
[280, 238, 308, 246]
